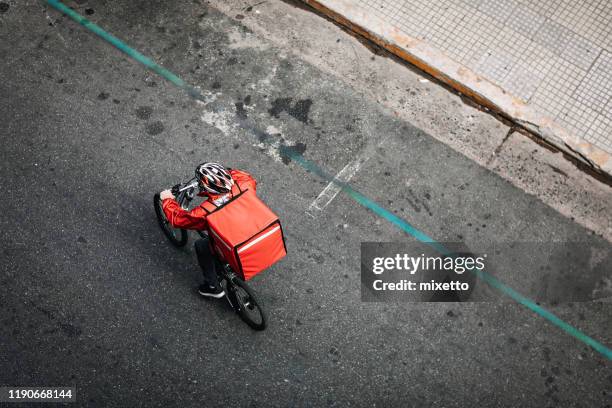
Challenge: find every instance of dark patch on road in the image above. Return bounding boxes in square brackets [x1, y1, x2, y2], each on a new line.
[60, 322, 82, 337]
[235, 101, 247, 119]
[257, 131, 270, 143]
[148, 336, 166, 350]
[279, 142, 307, 165]
[29, 301, 82, 338]
[146, 121, 165, 135]
[328, 346, 340, 363]
[543, 347, 552, 362]
[268, 98, 313, 123]
[280, 59, 293, 71]
[0, 2, 9, 13]
[136, 106, 153, 120]
[36, 34, 50, 49]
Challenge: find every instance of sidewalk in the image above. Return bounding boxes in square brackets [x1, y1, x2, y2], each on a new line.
[302, 0, 612, 177]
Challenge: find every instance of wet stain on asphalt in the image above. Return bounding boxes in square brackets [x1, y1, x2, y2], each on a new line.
[148, 336, 166, 351]
[234, 95, 252, 119]
[280, 142, 307, 165]
[29, 300, 82, 338]
[235, 101, 247, 119]
[135, 106, 153, 120]
[543, 347, 551, 362]
[269, 98, 313, 124]
[60, 322, 83, 337]
[280, 59, 293, 71]
[257, 131, 270, 143]
[146, 121, 165, 135]
[328, 346, 341, 363]
[36, 34, 50, 49]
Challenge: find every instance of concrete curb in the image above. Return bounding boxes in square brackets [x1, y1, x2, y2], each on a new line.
[301, 0, 612, 178]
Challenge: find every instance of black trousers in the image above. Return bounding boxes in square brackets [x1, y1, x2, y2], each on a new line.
[194, 237, 219, 288]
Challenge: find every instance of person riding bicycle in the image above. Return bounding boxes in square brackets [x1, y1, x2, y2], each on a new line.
[160, 162, 257, 298]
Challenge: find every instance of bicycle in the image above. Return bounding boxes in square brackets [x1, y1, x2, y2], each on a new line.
[154, 177, 267, 330]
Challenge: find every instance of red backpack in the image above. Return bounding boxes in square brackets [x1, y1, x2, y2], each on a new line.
[201, 184, 287, 280]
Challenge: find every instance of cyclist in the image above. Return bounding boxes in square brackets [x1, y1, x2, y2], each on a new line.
[160, 162, 256, 298]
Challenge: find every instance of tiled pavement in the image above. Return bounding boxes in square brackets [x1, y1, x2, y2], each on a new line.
[356, 0, 612, 154]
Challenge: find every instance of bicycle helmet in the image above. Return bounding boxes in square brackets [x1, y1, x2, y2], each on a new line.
[195, 162, 234, 195]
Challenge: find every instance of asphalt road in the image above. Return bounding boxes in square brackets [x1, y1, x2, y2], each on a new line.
[0, 1, 610, 406]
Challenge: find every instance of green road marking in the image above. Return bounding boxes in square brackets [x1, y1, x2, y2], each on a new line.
[46, 0, 612, 360]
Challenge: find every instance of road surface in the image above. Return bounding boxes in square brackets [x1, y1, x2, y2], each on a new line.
[0, 1, 610, 406]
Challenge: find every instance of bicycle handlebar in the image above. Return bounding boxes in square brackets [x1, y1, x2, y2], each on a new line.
[171, 179, 198, 196]
[179, 181, 198, 192]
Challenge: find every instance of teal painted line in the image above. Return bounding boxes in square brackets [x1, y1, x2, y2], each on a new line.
[474, 270, 612, 360]
[46, 0, 187, 91]
[47, 0, 612, 361]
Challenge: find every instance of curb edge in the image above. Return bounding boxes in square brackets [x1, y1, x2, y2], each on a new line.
[301, 0, 612, 178]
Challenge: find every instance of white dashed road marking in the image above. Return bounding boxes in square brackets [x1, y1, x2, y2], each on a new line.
[307, 155, 369, 216]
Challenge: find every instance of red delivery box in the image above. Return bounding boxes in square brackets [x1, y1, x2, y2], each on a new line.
[202, 189, 286, 280]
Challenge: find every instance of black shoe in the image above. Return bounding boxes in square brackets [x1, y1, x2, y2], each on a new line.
[198, 284, 225, 299]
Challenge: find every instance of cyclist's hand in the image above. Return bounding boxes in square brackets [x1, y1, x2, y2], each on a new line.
[160, 189, 175, 201]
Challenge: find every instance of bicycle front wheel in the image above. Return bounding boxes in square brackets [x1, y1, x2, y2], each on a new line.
[154, 193, 188, 247]
[228, 278, 267, 331]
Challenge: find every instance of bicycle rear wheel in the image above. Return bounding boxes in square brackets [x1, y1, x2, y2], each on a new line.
[154, 193, 188, 247]
[228, 278, 267, 331]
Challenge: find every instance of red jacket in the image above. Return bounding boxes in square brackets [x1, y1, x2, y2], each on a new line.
[162, 169, 257, 230]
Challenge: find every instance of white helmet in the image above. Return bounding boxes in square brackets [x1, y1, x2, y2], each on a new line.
[195, 162, 234, 194]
